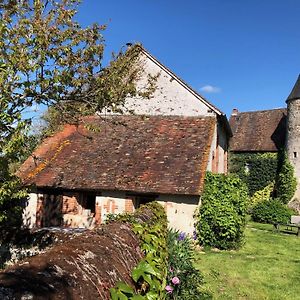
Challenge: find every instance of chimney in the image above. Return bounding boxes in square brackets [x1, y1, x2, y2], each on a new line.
[231, 108, 239, 116]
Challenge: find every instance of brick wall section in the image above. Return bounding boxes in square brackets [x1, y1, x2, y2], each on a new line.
[62, 194, 80, 214]
[95, 204, 101, 224]
[125, 198, 134, 213]
[103, 199, 119, 214]
[36, 196, 44, 227]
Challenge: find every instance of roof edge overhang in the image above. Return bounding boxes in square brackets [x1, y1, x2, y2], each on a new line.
[31, 185, 202, 197]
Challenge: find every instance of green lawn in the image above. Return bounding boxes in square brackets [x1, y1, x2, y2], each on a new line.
[194, 222, 300, 300]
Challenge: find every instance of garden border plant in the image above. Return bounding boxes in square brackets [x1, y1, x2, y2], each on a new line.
[109, 202, 168, 300]
[165, 229, 211, 300]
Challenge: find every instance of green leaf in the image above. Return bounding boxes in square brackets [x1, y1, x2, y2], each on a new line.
[131, 295, 145, 300]
[116, 282, 134, 295]
[132, 260, 159, 282]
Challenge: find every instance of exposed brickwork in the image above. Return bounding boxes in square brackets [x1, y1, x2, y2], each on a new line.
[36, 196, 44, 227]
[125, 199, 134, 213]
[95, 204, 101, 224]
[62, 194, 79, 214]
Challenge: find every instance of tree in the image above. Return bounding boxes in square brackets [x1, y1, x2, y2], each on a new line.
[0, 0, 156, 231]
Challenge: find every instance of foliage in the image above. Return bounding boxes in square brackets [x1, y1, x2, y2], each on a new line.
[194, 221, 300, 299]
[0, 95, 29, 229]
[249, 181, 275, 211]
[274, 151, 297, 204]
[251, 199, 295, 224]
[229, 152, 278, 196]
[0, 0, 156, 120]
[0, 0, 156, 231]
[196, 172, 248, 250]
[166, 229, 211, 300]
[110, 202, 168, 300]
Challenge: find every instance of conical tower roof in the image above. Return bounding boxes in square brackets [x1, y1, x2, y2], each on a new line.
[287, 75, 300, 102]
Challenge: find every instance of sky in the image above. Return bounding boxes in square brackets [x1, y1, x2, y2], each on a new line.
[73, 0, 300, 117]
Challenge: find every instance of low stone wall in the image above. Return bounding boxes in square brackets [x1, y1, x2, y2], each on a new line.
[0, 222, 143, 299]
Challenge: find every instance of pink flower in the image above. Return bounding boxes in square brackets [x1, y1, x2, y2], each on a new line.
[171, 276, 180, 285]
[165, 285, 173, 294]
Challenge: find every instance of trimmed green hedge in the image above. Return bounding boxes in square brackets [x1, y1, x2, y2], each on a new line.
[251, 199, 295, 224]
[196, 172, 248, 250]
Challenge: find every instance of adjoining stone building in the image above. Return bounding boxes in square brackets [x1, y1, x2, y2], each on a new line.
[229, 75, 300, 212]
[18, 46, 232, 234]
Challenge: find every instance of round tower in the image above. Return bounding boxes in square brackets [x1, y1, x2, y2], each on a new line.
[286, 74, 300, 199]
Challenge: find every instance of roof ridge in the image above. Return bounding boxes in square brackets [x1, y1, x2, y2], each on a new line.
[232, 107, 286, 115]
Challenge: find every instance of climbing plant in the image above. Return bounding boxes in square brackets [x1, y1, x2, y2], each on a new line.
[229, 152, 278, 196]
[274, 151, 297, 204]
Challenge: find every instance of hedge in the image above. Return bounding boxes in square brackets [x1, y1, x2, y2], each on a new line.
[196, 172, 248, 250]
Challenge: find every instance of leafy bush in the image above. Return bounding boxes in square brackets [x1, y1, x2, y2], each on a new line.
[251, 199, 295, 224]
[165, 229, 211, 300]
[249, 182, 274, 211]
[110, 201, 168, 300]
[275, 151, 297, 204]
[196, 172, 248, 250]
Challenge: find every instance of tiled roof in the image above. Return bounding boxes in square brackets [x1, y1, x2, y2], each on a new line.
[229, 108, 287, 152]
[18, 115, 216, 195]
[287, 74, 300, 102]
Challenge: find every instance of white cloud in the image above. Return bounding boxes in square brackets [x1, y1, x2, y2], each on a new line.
[199, 85, 221, 93]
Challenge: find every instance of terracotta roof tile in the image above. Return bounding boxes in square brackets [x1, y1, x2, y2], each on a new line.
[229, 108, 287, 152]
[18, 115, 216, 195]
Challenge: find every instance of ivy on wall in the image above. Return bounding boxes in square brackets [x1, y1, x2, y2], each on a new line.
[229, 152, 278, 196]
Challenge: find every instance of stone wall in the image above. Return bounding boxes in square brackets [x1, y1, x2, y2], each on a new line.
[23, 191, 199, 235]
[286, 99, 300, 200]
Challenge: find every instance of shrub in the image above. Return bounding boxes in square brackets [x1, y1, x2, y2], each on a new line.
[275, 151, 297, 204]
[166, 229, 211, 300]
[196, 172, 248, 250]
[249, 182, 275, 211]
[251, 199, 295, 224]
[110, 201, 168, 300]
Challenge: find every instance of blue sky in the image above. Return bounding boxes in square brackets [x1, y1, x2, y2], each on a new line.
[76, 0, 300, 117]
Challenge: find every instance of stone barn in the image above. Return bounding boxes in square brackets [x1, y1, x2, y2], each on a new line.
[18, 45, 232, 234]
[19, 115, 225, 234]
[229, 74, 300, 212]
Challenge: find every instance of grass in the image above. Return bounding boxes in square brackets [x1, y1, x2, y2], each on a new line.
[194, 222, 300, 300]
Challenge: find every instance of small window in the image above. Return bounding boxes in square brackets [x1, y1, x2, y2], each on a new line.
[294, 152, 298, 159]
[128, 194, 156, 209]
[81, 193, 96, 214]
[245, 163, 250, 174]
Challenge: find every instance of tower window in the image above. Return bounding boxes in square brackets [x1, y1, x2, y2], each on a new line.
[294, 152, 298, 158]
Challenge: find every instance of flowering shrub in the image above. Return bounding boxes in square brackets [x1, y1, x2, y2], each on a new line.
[166, 229, 211, 299]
